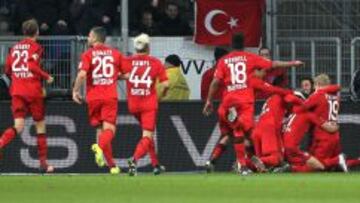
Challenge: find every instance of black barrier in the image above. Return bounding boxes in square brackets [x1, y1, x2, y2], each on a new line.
[0, 101, 360, 173]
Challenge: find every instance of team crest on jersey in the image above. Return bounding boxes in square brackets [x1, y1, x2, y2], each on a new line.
[32, 54, 39, 61]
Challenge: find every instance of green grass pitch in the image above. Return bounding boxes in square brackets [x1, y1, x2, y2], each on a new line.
[0, 173, 359, 203]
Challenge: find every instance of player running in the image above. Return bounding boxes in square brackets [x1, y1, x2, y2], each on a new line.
[0, 19, 54, 173]
[72, 26, 123, 174]
[123, 34, 169, 176]
[203, 32, 304, 175]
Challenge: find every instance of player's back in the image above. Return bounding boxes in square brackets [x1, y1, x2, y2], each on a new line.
[80, 44, 122, 101]
[259, 94, 287, 128]
[215, 50, 272, 107]
[6, 38, 43, 97]
[309, 90, 340, 137]
[124, 54, 167, 112]
[283, 112, 314, 146]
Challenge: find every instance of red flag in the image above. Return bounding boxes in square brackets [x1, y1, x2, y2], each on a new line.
[194, 0, 264, 46]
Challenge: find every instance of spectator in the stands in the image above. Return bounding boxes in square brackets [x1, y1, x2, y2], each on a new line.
[0, 0, 14, 35]
[132, 10, 161, 36]
[70, 0, 117, 35]
[157, 54, 190, 101]
[16, 0, 70, 35]
[201, 47, 228, 101]
[158, 2, 192, 36]
[130, 0, 163, 26]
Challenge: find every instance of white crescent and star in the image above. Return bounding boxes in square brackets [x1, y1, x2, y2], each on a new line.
[204, 9, 239, 36]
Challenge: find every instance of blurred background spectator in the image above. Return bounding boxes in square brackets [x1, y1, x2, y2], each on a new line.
[0, 0, 195, 36]
[131, 10, 161, 36]
[157, 54, 190, 101]
[158, 2, 192, 36]
[201, 47, 228, 101]
[0, 0, 15, 35]
[15, 0, 71, 35]
[70, 0, 118, 35]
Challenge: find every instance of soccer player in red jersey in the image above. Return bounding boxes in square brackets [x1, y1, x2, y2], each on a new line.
[0, 19, 54, 173]
[282, 111, 338, 172]
[72, 27, 123, 174]
[302, 74, 349, 171]
[203, 32, 304, 175]
[122, 34, 169, 176]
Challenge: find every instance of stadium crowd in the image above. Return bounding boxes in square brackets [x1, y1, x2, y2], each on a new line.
[0, 0, 194, 36]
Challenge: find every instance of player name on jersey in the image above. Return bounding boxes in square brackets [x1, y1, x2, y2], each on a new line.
[91, 49, 113, 57]
[13, 44, 30, 50]
[132, 60, 150, 66]
[224, 56, 247, 64]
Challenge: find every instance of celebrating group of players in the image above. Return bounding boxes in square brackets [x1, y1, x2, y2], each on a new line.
[203, 34, 360, 175]
[1, 19, 358, 175]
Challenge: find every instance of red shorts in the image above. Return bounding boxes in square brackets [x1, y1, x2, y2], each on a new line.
[309, 132, 341, 160]
[87, 99, 118, 127]
[251, 121, 282, 157]
[218, 102, 254, 137]
[11, 95, 45, 121]
[133, 110, 157, 131]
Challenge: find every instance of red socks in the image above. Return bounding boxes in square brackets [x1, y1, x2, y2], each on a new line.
[0, 127, 17, 148]
[98, 129, 115, 168]
[346, 159, 360, 167]
[133, 137, 152, 162]
[148, 138, 159, 167]
[210, 143, 227, 163]
[233, 143, 246, 166]
[37, 133, 48, 167]
[322, 157, 339, 169]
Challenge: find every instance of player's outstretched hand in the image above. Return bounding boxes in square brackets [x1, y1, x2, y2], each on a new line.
[47, 76, 54, 84]
[72, 91, 83, 104]
[292, 60, 304, 67]
[202, 101, 213, 116]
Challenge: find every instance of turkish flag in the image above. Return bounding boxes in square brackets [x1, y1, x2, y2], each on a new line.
[194, 0, 264, 46]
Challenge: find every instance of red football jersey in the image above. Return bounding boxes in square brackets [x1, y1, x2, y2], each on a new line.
[283, 112, 325, 147]
[201, 66, 225, 100]
[214, 51, 272, 107]
[258, 94, 287, 131]
[300, 86, 340, 138]
[79, 44, 124, 101]
[123, 54, 168, 112]
[5, 38, 49, 98]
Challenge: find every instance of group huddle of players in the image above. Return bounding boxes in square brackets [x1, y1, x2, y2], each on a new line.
[1, 19, 359, 176]
[203, 35, 360, 175]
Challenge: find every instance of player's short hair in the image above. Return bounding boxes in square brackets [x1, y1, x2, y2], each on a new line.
[90, 26, 107, 43]
[314, 73, 331, 86]
[232, 32, 244, 50]
[214, 47, 228, 61]
[22, 19, 39, 37]
[134, 33, 150, 53]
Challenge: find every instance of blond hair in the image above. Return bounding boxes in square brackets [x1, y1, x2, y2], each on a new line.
[314, 73, 331, 87]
